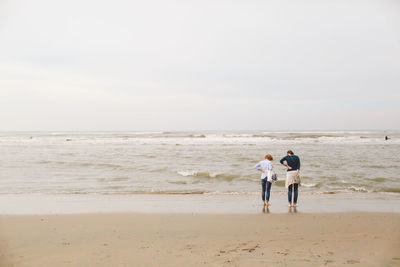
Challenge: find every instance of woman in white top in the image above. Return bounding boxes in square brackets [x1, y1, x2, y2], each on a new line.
[253, 154, 275, 208]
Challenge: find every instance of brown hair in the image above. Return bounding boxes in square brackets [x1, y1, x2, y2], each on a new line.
[287, 150, 294, 155]
[265, 154, 273, 161]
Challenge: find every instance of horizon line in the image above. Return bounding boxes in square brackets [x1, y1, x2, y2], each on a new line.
[0, 129, 398, 132]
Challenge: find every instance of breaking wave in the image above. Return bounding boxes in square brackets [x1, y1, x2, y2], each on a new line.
[177, 170, 240, 181]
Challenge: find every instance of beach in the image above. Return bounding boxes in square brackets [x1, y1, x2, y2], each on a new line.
[1, 194, 400, 266]
[2, 0, 400, 264]
[1, 131, 399, 266]
[1, 212, 400, 266]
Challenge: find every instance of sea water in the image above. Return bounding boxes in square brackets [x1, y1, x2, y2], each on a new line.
[0, 131, 399, 196]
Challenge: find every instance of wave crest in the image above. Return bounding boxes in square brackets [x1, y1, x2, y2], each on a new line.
[177, 170, 239, 181]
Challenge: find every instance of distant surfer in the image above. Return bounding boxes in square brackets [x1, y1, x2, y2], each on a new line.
[280, 150, 301, 208]
[385, 136, 389, 141]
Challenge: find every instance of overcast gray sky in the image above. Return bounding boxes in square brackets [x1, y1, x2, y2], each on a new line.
[0, 0, 399, 131]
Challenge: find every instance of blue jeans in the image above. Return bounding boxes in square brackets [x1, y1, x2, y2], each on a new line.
[261, 178, 272, 202]
[288, 183, 298, 204]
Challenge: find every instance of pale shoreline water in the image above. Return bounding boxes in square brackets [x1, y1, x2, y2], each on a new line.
[1, 192, 400, 215]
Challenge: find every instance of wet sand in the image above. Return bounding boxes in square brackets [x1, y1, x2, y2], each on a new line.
[1, 192, 400, 214]
[1, 212, 399, 266]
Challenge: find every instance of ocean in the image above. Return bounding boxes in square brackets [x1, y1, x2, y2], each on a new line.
[1, 131, 399, 196]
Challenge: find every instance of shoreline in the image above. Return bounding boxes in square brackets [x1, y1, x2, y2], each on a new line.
[1, 212, 399, 266]
[1, 192, 400, 215]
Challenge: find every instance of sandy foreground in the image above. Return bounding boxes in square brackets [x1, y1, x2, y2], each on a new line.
[0, 212, 399, 266]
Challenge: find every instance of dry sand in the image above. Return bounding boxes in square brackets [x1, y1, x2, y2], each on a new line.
[1, 212, 399, 266]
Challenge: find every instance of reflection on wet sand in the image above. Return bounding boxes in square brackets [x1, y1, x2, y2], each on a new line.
[262, 205, 300, 214]
[288, 206, 298, 213]
[262, 206, 270, 213]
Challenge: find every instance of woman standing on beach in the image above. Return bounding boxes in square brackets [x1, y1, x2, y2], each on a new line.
[280, 150, 301, 208]
[254, 154, 275, 208]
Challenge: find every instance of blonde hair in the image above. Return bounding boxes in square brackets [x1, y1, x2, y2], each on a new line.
[264, 154, 273, 161]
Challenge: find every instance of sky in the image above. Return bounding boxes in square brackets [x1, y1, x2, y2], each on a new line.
[0, 0, 399, 131]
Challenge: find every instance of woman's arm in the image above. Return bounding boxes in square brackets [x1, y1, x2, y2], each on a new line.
[280, 156, 291, 169]
[296, 158, 300, 174]
[254, 162, 264, 173]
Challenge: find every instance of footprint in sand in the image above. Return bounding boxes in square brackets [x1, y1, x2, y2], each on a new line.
[241, 244, 260, 253]
[184, 244, 194, 250]
[346, 259, 360, 264]
[275, 249, 289, 256]
[219, 242, 260, 256]
[324, 259, 335, 265]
